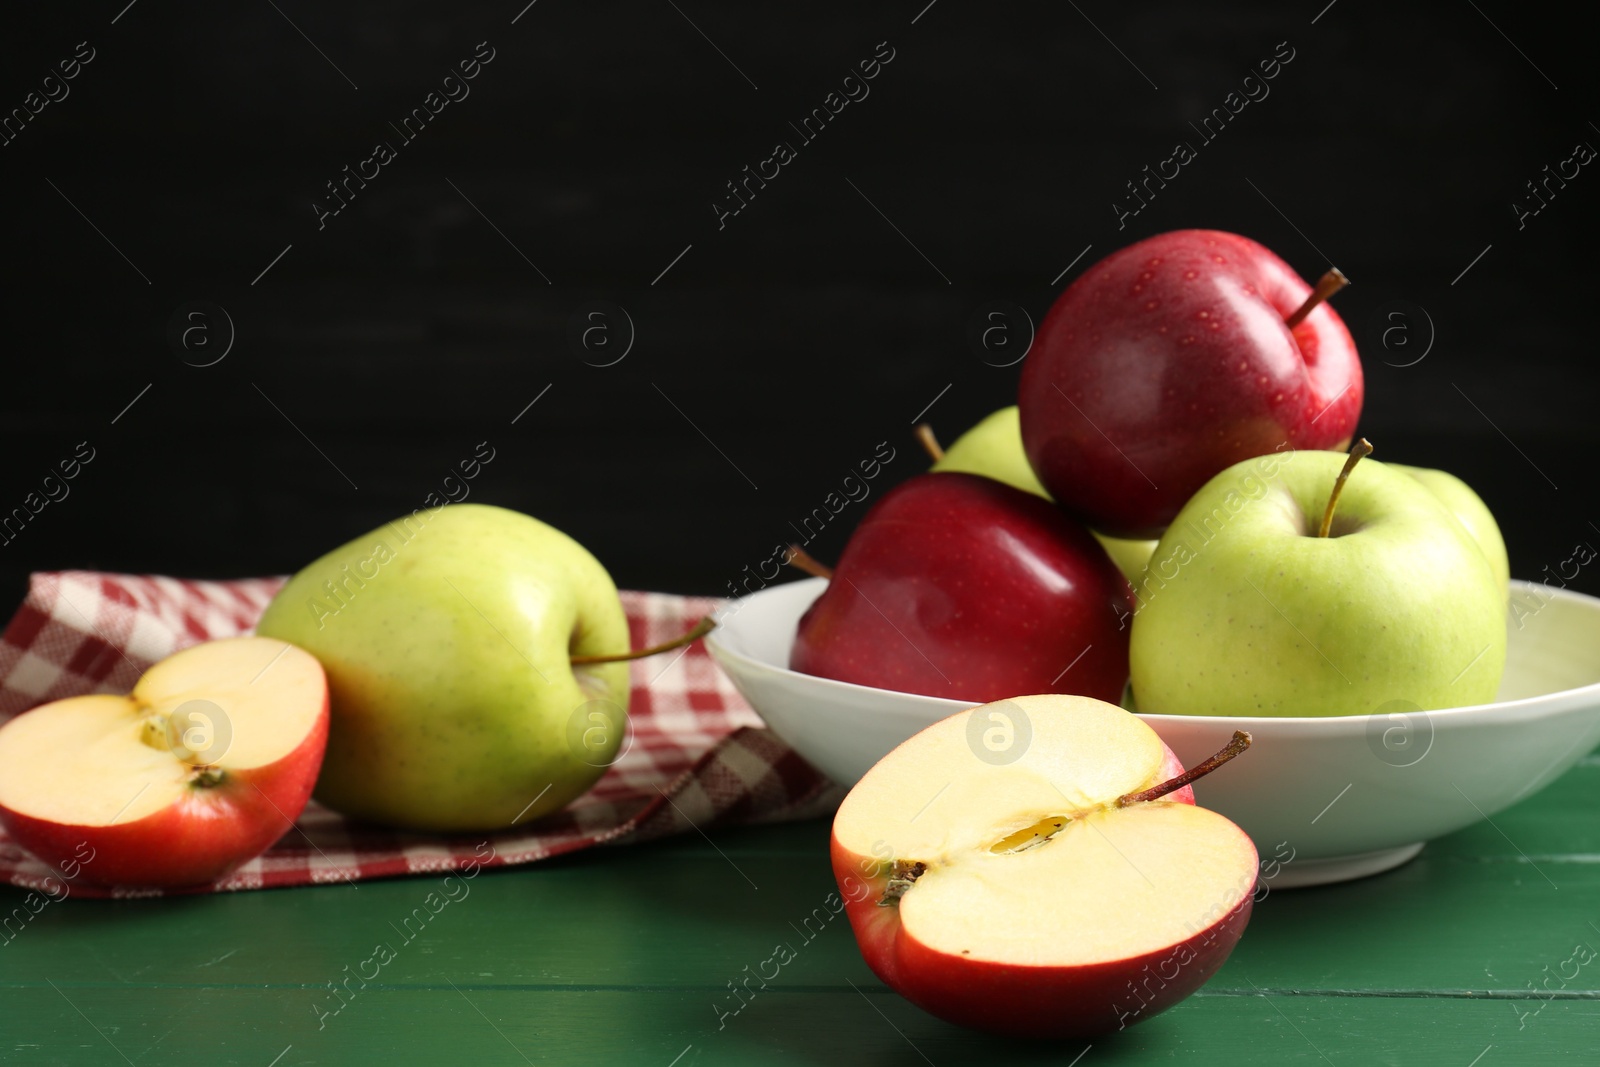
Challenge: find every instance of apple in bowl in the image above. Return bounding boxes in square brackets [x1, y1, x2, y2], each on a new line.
[1129, 444, 1506, 718]
[922, 406, 1158, 583]
[789, 472, 1134, 704]
[831, 694, 1257, 1037]
[1018, 229, 1362, 539]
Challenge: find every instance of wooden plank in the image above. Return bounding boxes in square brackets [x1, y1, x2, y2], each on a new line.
[4, 756, 1597, 1066]
[5, 816, 1600, 998]
[0, 986, 1592, 1066]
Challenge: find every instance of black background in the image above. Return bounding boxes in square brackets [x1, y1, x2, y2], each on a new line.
[1, 0, 1596, 608]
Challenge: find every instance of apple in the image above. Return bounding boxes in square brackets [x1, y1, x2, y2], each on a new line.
[928, 406, 1050, 498]
[1130, 444, 1506, 717]
[256, 503, 636, 832]
[0, 637, 327, 888]
[1391, 463, 1510, 594]
[923, 407, 1158, 583]
[831, 694, 1257, 1038]
[1019, 230, 1364, 539]
[790, 473, 1135, 704]
[1095, 531, 1158, 588]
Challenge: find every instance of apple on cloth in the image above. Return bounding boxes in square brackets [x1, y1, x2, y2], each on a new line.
[832, 694, 1257, 1037]
[255, 504, 647, 832]
[0, 569, 839, 896]
[0, 637, 327, 888]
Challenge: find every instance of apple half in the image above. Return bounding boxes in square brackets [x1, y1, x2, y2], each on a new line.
[0, 636, 328, 888]
[831, 694, 1257, 1038]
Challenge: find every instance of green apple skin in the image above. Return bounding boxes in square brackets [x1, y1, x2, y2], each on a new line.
[1129, 451, 1505, 718]
[932, 406, 1157, 583]
[932, 406, 1052, 498]
[255, 503, 630, 831]
[1095, 534, 1157, 587]
[1391, 464, 1510, 594]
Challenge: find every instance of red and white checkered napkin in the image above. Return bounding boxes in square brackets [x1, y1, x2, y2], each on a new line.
[0, 572, 840, 898]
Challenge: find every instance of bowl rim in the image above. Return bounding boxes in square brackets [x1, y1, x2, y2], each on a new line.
[705, 576, 1600, 727]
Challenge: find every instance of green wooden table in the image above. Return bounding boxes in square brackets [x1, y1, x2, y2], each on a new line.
[4, 752, 1598, 1066]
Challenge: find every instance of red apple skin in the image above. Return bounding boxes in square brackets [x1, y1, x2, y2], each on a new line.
[1019, 229, 1363, 539]
[790, 473, 1135, 704]
[845, 871, 1252, 1039]
[0, 699, 328, 889]
[830, 744, 1249, 1039]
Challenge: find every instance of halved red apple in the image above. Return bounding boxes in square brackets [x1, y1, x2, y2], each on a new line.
[831, 694, 1257, 1038]
[0, 636, 328, 888]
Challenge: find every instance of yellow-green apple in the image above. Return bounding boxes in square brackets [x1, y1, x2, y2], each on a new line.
[0, 637, 327, 888]
[1130, 446, 1506, 717]
[929, 406, 1050, 497]
[1095, 532, 1158, 588]
[1391, 464, 1510, 593]
[255, 503, 631, 832]
[790, 473, 1134, 704]
[926, 406, 1158, 583]
[831, 694, 1257, 1038]
[1019, 230, 1363, 538]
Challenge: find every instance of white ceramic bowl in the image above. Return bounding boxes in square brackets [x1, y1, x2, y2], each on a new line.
[706, 578, 1600, 887]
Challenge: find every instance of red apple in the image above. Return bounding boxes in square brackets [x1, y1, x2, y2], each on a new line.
[0, 636, 329, 888]
[831, 694, 1257, 1038]
[1019, 229, 1363, 538]
[789, 472, 1134, 703]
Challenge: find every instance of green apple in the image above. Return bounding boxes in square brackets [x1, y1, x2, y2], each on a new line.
[1129, 447, 1505, 717]
[1094, 535, 1158, 588]
[1391, 464, 1510, 593]
[255, 503, 630, 831]
[930, 406, 1157, 583]
[932, 406, 1051, 498]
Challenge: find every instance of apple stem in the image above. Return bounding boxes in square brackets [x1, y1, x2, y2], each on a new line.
[569, 616, 716, 665]
[785, 544, 834, 580]
[1115, 731, 1253, 807]
[914, 423, 945, 462]
[1284, 268, 1350, 330]
[1317, 438, 1374, 538]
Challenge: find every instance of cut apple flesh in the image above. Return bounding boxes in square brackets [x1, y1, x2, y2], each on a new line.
[0, 637, 326, 826]
[900, 803, 1255, 966]
[832, 694, 1257, 1036]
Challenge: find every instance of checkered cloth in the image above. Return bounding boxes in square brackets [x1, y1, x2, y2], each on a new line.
[0, 572, 840, 897]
